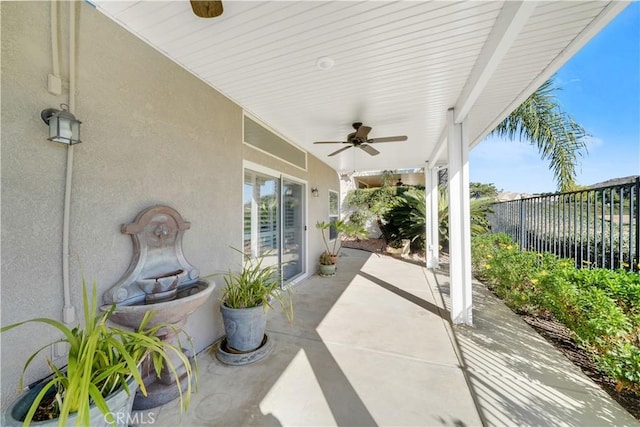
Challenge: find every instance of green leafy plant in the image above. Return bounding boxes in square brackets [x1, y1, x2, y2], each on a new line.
[471, 233, 640, 392]
[1, 281, 193, 427]
[383, 186, 494, 252]
[316, 220, 366, 258]
[220, 249, 293, 323]
[343, 170, 399, 241]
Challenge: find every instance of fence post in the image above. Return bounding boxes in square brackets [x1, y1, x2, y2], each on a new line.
[519, 198, 526, 251]
[636, 177, 640, 272]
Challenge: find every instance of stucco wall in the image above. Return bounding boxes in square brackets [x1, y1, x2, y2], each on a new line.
[1, 2, 338, 406]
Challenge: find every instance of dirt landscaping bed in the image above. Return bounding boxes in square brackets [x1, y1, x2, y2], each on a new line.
[522, 313, 640, 420]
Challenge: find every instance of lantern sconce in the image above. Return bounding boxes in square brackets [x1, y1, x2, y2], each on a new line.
[311, 187, 319, 197]
[40, 104, 82, 145]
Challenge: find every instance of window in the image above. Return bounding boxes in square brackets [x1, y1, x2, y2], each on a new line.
[244, 116, 307, 170]
[328, 190, 339, 240]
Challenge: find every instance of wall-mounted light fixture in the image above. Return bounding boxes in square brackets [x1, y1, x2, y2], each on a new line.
[311, 187, 319, 197]
[40, 104, 82, 145]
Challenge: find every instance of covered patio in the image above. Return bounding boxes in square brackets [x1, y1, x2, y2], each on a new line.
[89, 0, 630, 326]
[141, 249, 637, 426]
[1, 1, 635, 424]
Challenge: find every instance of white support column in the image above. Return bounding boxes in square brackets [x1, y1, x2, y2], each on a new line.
[447, 109, 473, 325]
[425, 164, 440, 268]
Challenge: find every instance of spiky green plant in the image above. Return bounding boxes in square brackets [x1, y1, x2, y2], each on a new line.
[1, 281, 194, 427]
[383, 186, 494, 251]
[220, 249, 293, 323]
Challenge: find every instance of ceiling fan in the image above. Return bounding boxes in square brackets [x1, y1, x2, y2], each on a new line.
[314, 122, 407, 157]
[190, 1, 224, 18]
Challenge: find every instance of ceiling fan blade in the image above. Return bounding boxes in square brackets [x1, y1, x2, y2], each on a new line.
[354, 125, 372, 139]
[190, 1, 224, 18]
[313, 141, 347, 144]
[368, 135, 408, 143]
[328, 146, 354, 157]
[359, 144, 380, 156]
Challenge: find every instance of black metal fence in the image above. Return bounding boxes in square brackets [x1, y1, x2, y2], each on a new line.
[488, 178, 640, 272]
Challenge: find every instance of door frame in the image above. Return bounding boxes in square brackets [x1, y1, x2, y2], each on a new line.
[243, 161, 309, 284]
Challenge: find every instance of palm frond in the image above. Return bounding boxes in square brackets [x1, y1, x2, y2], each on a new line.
[491, 76, 588, 191]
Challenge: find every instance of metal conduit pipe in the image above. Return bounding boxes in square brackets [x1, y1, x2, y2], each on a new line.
[51, 0, 59, 77]
[61, 0, 76, 324]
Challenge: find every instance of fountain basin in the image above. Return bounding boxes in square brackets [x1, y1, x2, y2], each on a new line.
[101, 280, 214, 330]
[102, 205, 216, 409]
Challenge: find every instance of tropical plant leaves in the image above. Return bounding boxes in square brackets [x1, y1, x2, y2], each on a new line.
[1, 280, 194, 426]
[492, 77, 588, 192]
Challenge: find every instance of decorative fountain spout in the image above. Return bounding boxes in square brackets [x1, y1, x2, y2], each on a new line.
[101, 205, 214, 409]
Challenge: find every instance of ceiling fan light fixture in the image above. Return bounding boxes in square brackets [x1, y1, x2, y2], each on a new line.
[190, 1, 223, 18]
[313, 122, 407, 158]
[316, 56, 335, 71]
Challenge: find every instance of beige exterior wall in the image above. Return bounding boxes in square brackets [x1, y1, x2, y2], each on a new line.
[0, 2, 338, 406]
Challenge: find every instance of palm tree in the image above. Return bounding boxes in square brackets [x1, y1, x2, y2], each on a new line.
[491, 77, 588, 192]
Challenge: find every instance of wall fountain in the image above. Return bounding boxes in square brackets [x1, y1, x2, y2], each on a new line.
[102, 205, 214, 409]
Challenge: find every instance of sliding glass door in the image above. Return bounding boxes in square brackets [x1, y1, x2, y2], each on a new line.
[282, 179, 305, 280]
[244, 169, 306, 281]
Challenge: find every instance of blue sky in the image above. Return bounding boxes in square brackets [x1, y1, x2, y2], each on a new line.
[470, 3, 640, 194]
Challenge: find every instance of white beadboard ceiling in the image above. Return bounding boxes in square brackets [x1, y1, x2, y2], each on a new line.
[92, 0, 628, 173]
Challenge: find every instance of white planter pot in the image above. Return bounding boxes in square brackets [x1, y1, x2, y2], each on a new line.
[2, 377, 138, 427]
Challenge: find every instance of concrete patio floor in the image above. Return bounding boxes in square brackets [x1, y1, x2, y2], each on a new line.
[138, 248, 638, 426]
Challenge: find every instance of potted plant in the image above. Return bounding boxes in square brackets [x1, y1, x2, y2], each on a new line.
[318, 251, 337, 277]
[387, 238, 411, 257]
[316, 220, 367, 268]
[316, 220, 345, 265]
[219, 250, 293, 353]
[1, 281, 193, 427]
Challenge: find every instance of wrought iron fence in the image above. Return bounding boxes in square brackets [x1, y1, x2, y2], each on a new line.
[488, 178, 640, 272]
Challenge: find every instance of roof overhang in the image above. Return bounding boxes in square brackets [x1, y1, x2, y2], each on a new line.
[93, 0, 629, 173]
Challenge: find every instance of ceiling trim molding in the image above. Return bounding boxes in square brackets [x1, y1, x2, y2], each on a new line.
[454, 1, 537, 124]
[470, 0, 631, 149]
[427, 124, 448, 165]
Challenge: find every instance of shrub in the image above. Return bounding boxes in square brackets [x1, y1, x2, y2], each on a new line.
[471, 233, 640, 392]
[598, 342, 640, 392]
[383, 187, 494, 253]
[570, 268, 640, 317]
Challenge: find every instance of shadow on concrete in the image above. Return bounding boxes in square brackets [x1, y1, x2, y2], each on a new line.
[145, 249, 481, 426]
[358, 270, 450, 321]
[148, 249, 379, 426]
[431, 269, 639, 427]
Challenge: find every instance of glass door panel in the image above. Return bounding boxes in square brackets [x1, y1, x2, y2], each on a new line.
[243, 170, 280, 266]
[244, 169, 305, 281]
[282, 179, 305, 281]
